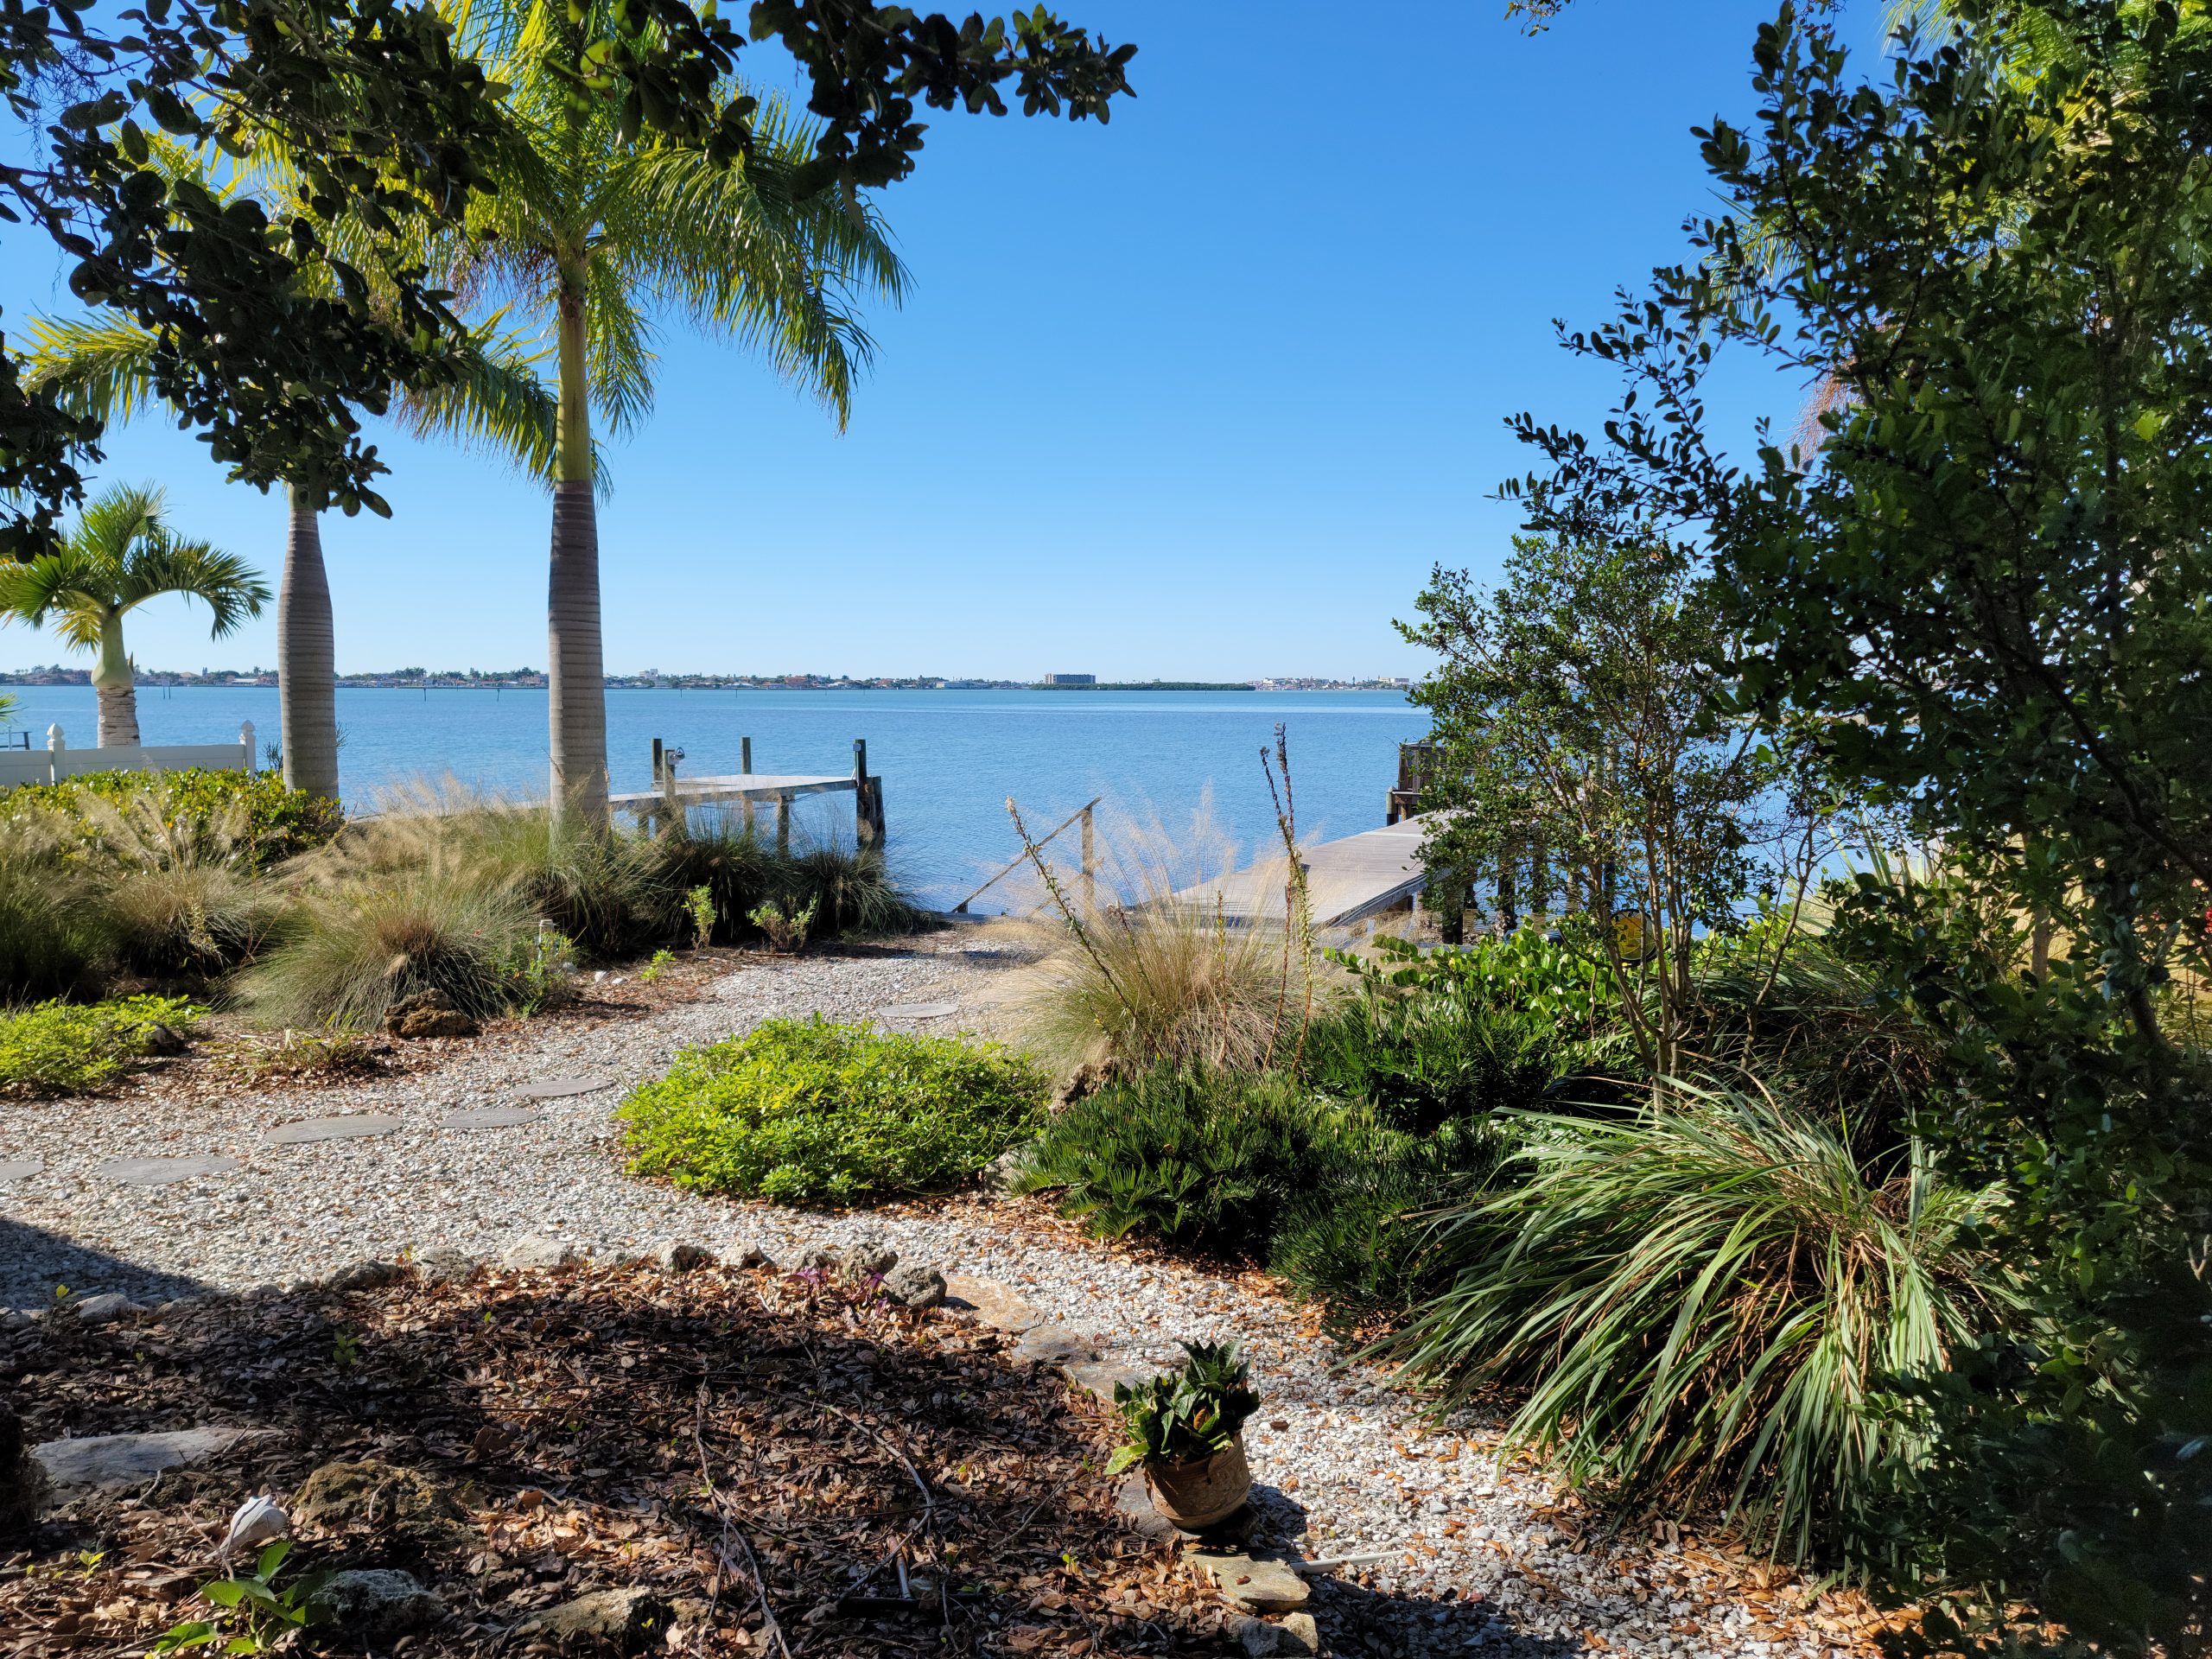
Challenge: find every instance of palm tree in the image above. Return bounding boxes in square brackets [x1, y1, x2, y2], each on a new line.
[0, 485, 270, 746]
[27, 310, 559, 801]
[442, 0, 907, 825]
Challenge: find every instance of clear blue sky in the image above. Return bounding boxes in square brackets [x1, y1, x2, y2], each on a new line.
[0, 1, 1891, 680]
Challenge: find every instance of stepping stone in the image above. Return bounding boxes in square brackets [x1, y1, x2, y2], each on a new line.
[1064, 1358, 1154, 1402]
[1013, 1325, 1096, 1366]
[442, 1106, 541, 1130]
[943, 1274, 1045, 1333]
[32, 1427, 278, 1501]
[1190, 1550, 1313, 1615]
[0, 1158, 41, 1181]
[101, 1154, 242, 1186]
[513, 1075, 616, 1099]
[878, 1001, 957, 1020]
[264, 1114, 404, 1145]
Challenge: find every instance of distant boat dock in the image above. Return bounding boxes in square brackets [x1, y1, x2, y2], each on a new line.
[610, 735, 885, 850]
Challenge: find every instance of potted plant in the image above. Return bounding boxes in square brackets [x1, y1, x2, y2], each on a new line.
[1108, 1341, 1261, 1530]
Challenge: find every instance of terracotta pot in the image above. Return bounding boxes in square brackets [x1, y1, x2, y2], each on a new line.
[1143, 1433, 1252, 1531]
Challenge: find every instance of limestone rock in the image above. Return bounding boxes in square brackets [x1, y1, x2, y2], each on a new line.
[791, 1245, 840, 1275]
[728, 1244, 772, 1270]
[306, 1568, 443, 1637]
[840, 1238, 897, 1281]
[650, 1240, 715, 1273]
[0, 1399, 47, 1541]
[982, 1144, 1035, 1192]
[384, 988, 479, 1039]
[881, 1265, 945, 1309]
[32, 1427, 269, 1502]
[295, 1459, 470, 1548]
[326, 1259, 403, 1293]
[1279, 1612, 1322, 1655]
[1113, 1471, 1179, 1544]
[942, 1274, 1044, 1333]
[1191, 1550, 1311, 1615]
[1049, 1058, 1111, 1113]
[69, 1292, 143, 1326]
[1063, 1359, 1151, 1402]
[518, 1586, 675, 1651]
[498, 1234, 579, 1273]
[136, 1020, 189, 1057]
[1012, 1325, 1094, 1366]
[414, 1246, 475, 1286]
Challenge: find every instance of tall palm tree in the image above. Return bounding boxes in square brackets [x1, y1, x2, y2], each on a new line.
[442, 0, 907, 825]
[27, 310, 560, 800]
[0, 484, 270, 746]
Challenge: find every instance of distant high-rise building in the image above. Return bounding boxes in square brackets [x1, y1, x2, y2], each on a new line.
[1043, 672, 1096, 685]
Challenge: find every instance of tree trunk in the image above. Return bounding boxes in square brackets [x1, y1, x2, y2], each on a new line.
[547, 283, 608, 829]
[278, 486, 340, 801]
[92, 612, 139, 747]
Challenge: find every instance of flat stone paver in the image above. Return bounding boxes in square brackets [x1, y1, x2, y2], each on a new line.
[100, 1154, 242, 1186]
[264, 1115, 405, 1145]
[440, 1107, 542, 1130]
[32, 1427, 277, 1500]
[513, 1076, 615, 1099]
[944, 1274, 1045, 1333]
[879, 1001, 958, 1020]
[0, 1159, 41, 1181]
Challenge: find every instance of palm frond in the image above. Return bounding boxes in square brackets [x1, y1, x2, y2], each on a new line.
[115, 536, 272, 636]
[21, 313, 161, 425]
[395, 312, 562, 480]
[0, 551, 109, 647]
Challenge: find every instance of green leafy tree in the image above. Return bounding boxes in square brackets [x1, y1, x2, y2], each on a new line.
[1402, 533, 1826, 1077]
[438, 0, 908, 826]
[0, 483, 269, 745]
[1503, 1, 2212, 1647]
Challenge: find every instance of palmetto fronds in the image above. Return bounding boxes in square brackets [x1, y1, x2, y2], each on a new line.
[1379, 1080, 2012, 1564]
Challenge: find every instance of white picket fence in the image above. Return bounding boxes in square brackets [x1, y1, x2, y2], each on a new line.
[0, 721, 257, 790]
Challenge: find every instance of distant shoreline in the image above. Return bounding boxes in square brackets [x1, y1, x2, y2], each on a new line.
[0, 676, 1410, 694]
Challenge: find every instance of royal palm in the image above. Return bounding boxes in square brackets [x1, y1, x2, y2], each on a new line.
[0, 485, 269, 746]
[441, 0, 904, 824]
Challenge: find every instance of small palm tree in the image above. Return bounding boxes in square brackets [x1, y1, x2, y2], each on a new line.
[0, 485, 270, 746]
[442, 0, 906, 825]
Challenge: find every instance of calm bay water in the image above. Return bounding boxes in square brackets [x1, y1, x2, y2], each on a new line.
[5, 686, 1422, 910]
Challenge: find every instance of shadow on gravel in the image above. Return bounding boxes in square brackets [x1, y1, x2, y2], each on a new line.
[0, 1215, 215, 1310]
[1313, 1573, 1590, 1656]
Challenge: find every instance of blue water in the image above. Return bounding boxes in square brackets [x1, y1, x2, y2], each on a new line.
[3, 687, 1422, 909]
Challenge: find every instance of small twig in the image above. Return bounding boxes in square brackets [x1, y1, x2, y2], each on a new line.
[762, 1388, 936, 1527]
[691, 1386, 793, 1659]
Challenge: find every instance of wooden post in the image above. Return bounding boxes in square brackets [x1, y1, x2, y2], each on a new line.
[776, 791, 791, 855]
[1081, 804, 1096, 914]
[652, 737, 664, 785]
[740, 736, 753, 833]
[853, 738, 873, 847]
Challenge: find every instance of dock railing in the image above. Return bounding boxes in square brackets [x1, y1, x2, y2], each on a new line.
[954, 797, 1101, 916]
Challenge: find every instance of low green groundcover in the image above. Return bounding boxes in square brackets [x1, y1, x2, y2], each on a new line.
[619, 1017, 1048, 1204]
[0, 995, 203, 1096]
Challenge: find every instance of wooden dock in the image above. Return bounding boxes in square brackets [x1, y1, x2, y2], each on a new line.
[610, 737, 885, 849]
[1169, 813, 1433, 929]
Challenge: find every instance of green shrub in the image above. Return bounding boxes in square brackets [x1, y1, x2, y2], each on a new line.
[1335, 930, 1617, 1038]
[7, 768, 343, 868]
[1376, 1082, 2012, 1565]
[238, 868, 539, 1030]
[1268, 1113, 1509, 1334]
[0, 995, 203, 1096]
[620, 1018, 1047, 1204]
[1013, 1065, 1366, 1255]
[1303, 992, 1594, 1133]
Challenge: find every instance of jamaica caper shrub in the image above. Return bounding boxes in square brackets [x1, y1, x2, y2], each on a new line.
[619, 1017, 1048, 1205]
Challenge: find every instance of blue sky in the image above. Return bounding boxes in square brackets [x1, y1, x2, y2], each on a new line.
[0, 1, 1891, 680]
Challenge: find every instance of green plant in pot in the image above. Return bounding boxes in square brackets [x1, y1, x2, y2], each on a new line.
[1109, 1341, 1261, 1530]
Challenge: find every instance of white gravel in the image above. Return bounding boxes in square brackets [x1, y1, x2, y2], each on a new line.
[1, 931, 1868, 1657]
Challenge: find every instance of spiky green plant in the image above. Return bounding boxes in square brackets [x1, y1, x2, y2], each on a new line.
[1377, 1081, 2012, 1565]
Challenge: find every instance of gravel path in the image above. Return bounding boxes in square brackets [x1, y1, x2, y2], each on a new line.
[2, 933, 1881, 1657]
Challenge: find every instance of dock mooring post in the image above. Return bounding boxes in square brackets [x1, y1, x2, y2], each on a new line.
[739, 736, 754, 831]
[1081, 803, 1096, 913]
[776, 791, 791, 855]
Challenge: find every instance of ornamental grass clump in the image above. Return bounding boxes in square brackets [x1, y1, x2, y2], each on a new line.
[1378, 1081, 2010, 1565]
[620, 1017, 1048, 1205]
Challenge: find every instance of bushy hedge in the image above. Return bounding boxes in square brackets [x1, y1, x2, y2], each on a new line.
[620, 1018, 1047, 1205]
[6, 768, 344, 868]
[0, 995, 203, 1096]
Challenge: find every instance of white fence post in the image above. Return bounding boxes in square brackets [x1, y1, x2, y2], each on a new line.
[46, 723, 64, 753]
[240, 721, 257, 774]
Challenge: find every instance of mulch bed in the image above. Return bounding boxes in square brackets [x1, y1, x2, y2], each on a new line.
[2, 1262, 1240, 1655]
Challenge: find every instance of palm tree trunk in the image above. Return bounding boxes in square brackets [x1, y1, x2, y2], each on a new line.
[548, 284, 608, 829]
[277, 485, 340, 802]
[92, 611, 140, 747]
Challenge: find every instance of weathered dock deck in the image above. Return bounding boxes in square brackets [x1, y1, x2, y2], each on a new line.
[611, 737, 884, 849]
[1170, 813, 1433, 929]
